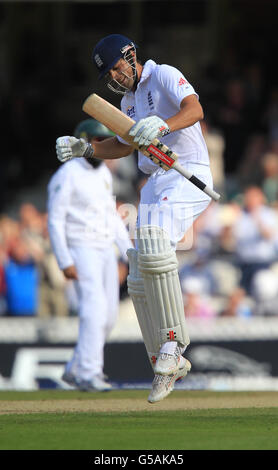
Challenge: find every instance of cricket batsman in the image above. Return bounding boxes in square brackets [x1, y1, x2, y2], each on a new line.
[55, 34, 213, 402]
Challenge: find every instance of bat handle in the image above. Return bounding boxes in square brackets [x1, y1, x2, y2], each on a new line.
[173, 162, 221, 202]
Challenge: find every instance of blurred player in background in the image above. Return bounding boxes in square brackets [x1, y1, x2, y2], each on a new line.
[55, 34, 213, 402]
[48, 118, 133, 391]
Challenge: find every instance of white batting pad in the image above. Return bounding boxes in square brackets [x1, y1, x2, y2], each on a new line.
[127, 248, 160, 368]
[137, 225, 190, 348]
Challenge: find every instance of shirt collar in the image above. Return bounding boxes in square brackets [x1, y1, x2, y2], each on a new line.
[139, 59, 157, 83]
[125, 59, 157, 97]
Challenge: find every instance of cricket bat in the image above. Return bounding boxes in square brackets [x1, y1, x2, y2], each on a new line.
[82, 93, 220, 201]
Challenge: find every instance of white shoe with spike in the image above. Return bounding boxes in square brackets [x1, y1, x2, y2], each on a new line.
[148, 357, 191, 403]
[154, 345, 183, 376]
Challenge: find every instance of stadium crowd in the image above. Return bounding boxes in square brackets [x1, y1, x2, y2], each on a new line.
[1, 177, 278, 319]
[1, 47, 278, 319]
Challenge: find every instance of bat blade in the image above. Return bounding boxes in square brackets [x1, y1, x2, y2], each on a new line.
[82, 93, 136, 146]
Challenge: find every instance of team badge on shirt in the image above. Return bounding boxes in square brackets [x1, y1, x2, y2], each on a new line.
[147, 91, 154, 110]
[126, 106, 135, 118]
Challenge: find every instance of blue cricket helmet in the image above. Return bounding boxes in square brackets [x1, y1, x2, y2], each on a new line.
[92, 34, 137, 79]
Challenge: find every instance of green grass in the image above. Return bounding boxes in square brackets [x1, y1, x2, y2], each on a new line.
[0, 391, 277, 450]
[0, 408, 277, 450]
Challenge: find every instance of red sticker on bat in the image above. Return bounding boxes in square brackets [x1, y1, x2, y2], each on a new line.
[147, 144, 175, 167]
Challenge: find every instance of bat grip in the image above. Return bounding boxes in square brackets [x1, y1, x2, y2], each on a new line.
[173, 162, 221, 202]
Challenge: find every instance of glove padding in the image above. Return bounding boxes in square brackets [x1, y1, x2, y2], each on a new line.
[129, 116, 170, 147]
[56, 136, 89, 163]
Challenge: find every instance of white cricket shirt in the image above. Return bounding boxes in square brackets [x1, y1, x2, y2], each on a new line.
[47, 158, 132, 269]
[117, 59, 210, 175]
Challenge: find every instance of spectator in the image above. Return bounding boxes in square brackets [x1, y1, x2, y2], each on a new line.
[212, 202, 241, 258]
[220, 287, 253, 317]
[0, 215, 21, 253]
[4, 237, 39, 316]
[190, 202, 222, 258]
[37, 213, 69, 318]
[191, 201, 240, 260]
[19, 202, 46, 262]
[232, 186, 278, 294]
[182, 277, 216, 318]
[19, 202, 43, 234]
[179, 253, 217, 297]
[261, 152, 278, 205]
[251, 269, 278, 316]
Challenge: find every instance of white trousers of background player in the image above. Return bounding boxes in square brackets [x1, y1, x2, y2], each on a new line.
[64, 244, 119, 381]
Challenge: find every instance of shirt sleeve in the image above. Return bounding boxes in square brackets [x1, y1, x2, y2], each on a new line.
[156, 64, 199, 108]
[47, 166, 74, 270]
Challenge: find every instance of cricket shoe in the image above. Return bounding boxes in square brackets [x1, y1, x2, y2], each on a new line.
[148, 357, 191, 404]
[61, 371, 78, 388]
[154, 345, 183, 376]
[77, 375, 113, 392]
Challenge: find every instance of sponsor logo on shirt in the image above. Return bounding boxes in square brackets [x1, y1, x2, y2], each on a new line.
[147, 91, 154, 110]
[178, 77, 188, 86]
[127, 106, 135, 118]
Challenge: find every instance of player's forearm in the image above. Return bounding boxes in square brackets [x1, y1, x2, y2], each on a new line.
[166, 95, 204, 132]
[92, 136, 133, 160]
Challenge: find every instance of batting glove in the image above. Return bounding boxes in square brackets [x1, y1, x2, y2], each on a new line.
[129, 116, 170, 147]
[56, 136, 94, 163]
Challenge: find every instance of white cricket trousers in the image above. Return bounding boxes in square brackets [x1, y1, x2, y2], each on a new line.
[138, 162, 213, 246]
[66, 244, 119, 381]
